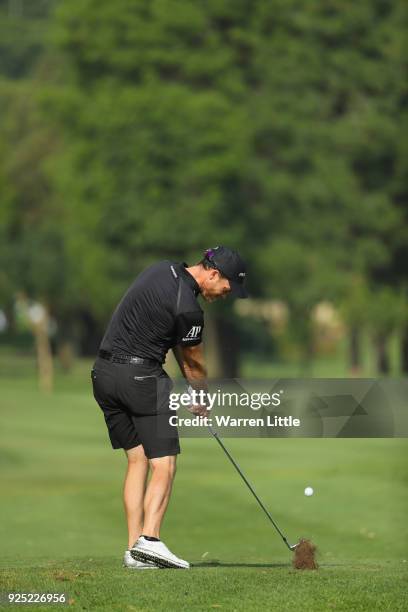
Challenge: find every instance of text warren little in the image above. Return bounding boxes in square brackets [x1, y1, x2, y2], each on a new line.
[169, 415, 301, 428]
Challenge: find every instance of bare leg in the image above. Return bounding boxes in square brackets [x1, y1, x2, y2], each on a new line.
[124, 445, 149, 549]
[142, 455, 177, 539]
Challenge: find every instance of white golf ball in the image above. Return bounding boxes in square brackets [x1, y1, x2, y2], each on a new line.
[304, 486, 314, 496]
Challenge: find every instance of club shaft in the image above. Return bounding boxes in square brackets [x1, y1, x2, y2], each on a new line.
[209, 426, 293, 550]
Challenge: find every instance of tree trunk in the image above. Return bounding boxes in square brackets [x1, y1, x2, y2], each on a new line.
[401, 328, 408, 374]
[204, 312, 240, 379]
[203, 314, 222, 378]
[349, 326, 362, 376]
[375, 333, 389, 374]
[215, 315, 240, 378]
[33, 317, 54, 393]
[57, 340, 75, 372]
[78, 309, 103, 356]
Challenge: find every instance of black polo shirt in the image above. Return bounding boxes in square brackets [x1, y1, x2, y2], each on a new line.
[99, 261, 204, 363]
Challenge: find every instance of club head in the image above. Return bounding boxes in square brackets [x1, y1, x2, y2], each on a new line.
[283, 538, 299, 551]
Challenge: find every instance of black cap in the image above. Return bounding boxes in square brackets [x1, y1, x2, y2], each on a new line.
[204, 246, 248, 298]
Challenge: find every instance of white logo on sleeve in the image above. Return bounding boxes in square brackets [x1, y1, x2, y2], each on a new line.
[183, 326, 202, 341]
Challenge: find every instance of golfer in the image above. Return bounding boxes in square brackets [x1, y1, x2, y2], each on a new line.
[91, 246, 247, 569]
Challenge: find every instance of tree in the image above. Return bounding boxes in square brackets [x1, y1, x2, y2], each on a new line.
[2, 0, 405, 376]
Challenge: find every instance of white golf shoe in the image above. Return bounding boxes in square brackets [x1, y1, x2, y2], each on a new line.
[130, 536, 190, 569]
[123, 550, 158, 569]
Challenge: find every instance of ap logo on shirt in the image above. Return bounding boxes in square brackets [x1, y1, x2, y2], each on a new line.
[183, 326, 202, 341]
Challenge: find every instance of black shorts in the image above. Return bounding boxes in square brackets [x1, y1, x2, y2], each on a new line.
[91, 357, 180, 459]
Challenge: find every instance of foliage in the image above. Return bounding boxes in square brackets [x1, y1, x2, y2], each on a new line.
[0, 0, 406, 359]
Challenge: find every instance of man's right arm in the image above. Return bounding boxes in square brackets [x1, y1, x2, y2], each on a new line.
[172, 343, 207, 388]
[172, 344, 209, 416]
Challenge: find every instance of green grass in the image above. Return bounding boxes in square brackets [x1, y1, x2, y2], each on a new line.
[1, 361, 407, 611]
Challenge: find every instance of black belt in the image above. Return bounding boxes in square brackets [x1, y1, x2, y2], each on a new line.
[98, 349, 158, 366]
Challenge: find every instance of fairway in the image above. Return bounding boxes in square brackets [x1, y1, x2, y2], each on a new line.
[1, 368, 407, 611]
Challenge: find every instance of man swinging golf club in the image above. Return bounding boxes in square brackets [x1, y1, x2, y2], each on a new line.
[91, 246, 247, 569]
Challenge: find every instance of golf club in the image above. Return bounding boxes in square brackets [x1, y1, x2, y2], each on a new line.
[208, 425, 298, 552]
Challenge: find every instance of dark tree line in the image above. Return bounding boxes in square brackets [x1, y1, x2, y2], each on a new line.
[0, 0, 406, 374]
